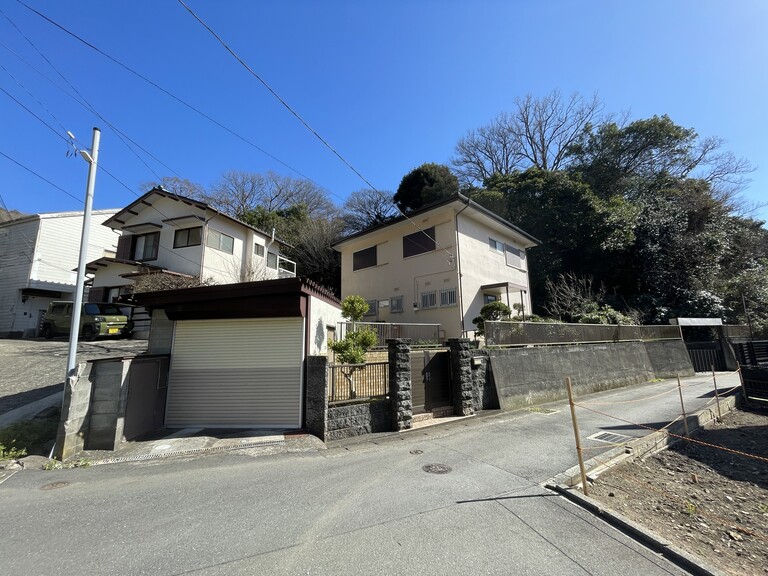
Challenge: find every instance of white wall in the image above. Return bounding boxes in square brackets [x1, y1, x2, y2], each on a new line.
[0, 217, 39, 335]
[457, 211, 533, 334]
[308, 295, 343, 355]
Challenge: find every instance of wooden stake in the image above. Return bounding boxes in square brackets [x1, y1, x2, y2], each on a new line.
[565, 376, 589, 496]
[711, 364, 722, 421]
[677, 375, 690, 441]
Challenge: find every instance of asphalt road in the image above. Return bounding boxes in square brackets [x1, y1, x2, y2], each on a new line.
[0, 338, 147, 415]
[0, 373, 738, 576]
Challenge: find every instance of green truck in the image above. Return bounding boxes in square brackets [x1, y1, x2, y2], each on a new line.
[42, 301, 133, 340]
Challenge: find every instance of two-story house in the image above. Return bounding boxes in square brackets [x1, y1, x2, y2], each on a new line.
[332, 194, 540, 340]
[85, 187, 296, 336]
[0, 210, 121, 338]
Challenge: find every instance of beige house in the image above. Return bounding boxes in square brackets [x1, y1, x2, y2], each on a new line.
[86, 187, 297, 337]
[333, 194, 539, 340]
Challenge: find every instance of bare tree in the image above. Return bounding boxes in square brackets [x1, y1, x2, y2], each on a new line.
[140, 176, 206, 198]
[452, 90, 604, 185]
[201, 170, 335, 220]
[544, 272, 605, 322]
[341, 188, 398, 233]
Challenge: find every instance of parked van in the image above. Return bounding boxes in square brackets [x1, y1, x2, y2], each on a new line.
[42, 301, 133, 340]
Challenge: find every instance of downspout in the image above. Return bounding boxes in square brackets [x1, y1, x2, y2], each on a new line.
[454, 201, 470, 337]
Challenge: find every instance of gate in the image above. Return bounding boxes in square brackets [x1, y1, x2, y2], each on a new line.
[410, 349, 451, 414]
[685, 341, 726, 372]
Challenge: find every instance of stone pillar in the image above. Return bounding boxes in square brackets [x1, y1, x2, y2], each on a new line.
[449, 338, 474, 416]
[305, 356, 329, 441]
[387, 338, 412, 431]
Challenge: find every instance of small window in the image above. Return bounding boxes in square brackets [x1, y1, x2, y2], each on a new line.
[353, 246, 377, 271]
[206, 229, 234, 254]
[254, 243, 265, 257]
[420, 291, 437, 309]
[505, 244, 524, 268]
[267, 252, 278, 269]
[364, 300, 377, 317]
[403, 226, 436, 258]
[489, 238, 504, 253]
[134, 232, 159, 261]
[173, 227, 202, 248]
[390, 296, 404, 313]
[440, 288, 457, 307]
[484, 294, 498, 305]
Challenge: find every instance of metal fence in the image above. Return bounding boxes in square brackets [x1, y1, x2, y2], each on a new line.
[484, 321, 683, 347]
[329, 361, 389, 404]
[337, 322, 441, 348]
[723, 324, 752, 340]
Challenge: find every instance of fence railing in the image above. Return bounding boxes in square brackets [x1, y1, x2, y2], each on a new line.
[722, 324, 753, 340]
[484, 321, 683, 347]
[329, 361, 389, 403]
[337, 322, 441, 348]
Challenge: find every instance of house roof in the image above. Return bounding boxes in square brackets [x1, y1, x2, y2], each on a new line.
[102, 187, 292, 248]
[124, 277, 340, 321]
[332, 193, 541, 249]
[0, 209, 119, 229]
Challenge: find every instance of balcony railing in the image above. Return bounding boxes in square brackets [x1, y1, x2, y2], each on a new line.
[337, 322, 442, 348]
[277, 255, 296, 278]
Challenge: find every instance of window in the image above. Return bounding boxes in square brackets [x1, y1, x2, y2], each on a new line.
[267, 252, 278, 269]
[489, 238, 504, 253]
[505, 244, 524, 268]
[173, 227, 202, 248]
[206, 229, 234, 254]
[390, 296, 404, 313]
[254, 243, 265, 257]
[364, 300, 377, 317]
[484, 294, 498, 305]
[134, 232, 159, 261]
[403, 227, 435, 258]
[440, 288, 457, 307]
[420, 291, 437, 309]
[353, 246, 377, 271]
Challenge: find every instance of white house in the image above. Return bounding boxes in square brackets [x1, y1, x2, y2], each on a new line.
[332, 194, 540, 340]
[85, 187, 297, 334]
[0, 210, 121, 338]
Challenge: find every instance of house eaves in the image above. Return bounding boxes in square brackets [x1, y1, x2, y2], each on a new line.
[332, 193, 541, 250]
[102, 187, 293, 249]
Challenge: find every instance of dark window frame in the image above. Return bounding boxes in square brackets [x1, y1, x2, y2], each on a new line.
[173, 227, 202, 249]
[353, 245, 377, 271]
[403, 227, 436, 259]
[135, 231, 160, 261]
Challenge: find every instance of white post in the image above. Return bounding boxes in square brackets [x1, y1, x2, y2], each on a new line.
[64, 128, 101, 382]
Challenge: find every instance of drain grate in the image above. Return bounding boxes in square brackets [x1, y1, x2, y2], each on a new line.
[588, 431, 633, 445]
[422, 463, 452, 474]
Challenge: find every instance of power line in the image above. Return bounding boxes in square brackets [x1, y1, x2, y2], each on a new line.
[0, 150, 80, 202]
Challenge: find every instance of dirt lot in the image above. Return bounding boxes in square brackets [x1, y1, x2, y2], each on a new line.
[589, 406, 768, 576]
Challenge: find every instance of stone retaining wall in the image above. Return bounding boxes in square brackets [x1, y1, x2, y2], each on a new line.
[326, 400, 392, 441]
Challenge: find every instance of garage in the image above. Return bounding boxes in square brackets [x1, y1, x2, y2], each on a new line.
[166, 317, 305, 428]
[126, 278, 342, 432]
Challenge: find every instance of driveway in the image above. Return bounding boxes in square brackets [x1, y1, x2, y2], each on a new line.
[0, 338, 148, 415]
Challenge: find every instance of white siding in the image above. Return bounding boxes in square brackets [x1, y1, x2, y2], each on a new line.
[0, 217, 39, 334]
[166, 318, 305, 428]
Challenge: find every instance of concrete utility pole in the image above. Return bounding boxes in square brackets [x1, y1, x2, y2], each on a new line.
[64, 128, 101, 387]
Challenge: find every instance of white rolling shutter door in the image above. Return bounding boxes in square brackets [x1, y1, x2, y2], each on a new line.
[167, 318, 304, 428]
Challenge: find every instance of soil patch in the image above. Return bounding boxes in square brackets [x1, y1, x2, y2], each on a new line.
[589, 407, 768, 576]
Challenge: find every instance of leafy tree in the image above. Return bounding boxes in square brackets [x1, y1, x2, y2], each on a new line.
[452, 90, 604, 185]
[393, 163, 459, 213]
[329, 296, 378, 364]
[472, 301, 512, 335]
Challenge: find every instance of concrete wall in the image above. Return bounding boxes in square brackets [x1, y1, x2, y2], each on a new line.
[487, 340, 694, 411]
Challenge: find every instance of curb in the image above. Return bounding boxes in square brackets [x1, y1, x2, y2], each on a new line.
[545, 393, 741, 576]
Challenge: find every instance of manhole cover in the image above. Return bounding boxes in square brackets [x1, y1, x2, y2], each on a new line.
[422, 463, 452, 474]
[410, 449, 423, 455]
[41, 481, 69, 490]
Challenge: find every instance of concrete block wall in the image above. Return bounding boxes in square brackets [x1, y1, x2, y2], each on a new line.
[487, 340, 695, 411]
[326, 400, 391, 441]
[84, 358, 130, 450]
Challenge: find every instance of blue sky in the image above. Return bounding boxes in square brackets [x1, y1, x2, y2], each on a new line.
[1, 0, 766, 224]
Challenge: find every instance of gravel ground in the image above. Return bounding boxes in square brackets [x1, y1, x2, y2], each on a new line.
[589, 407, 768, 576]
[0, 337, 147, 415]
